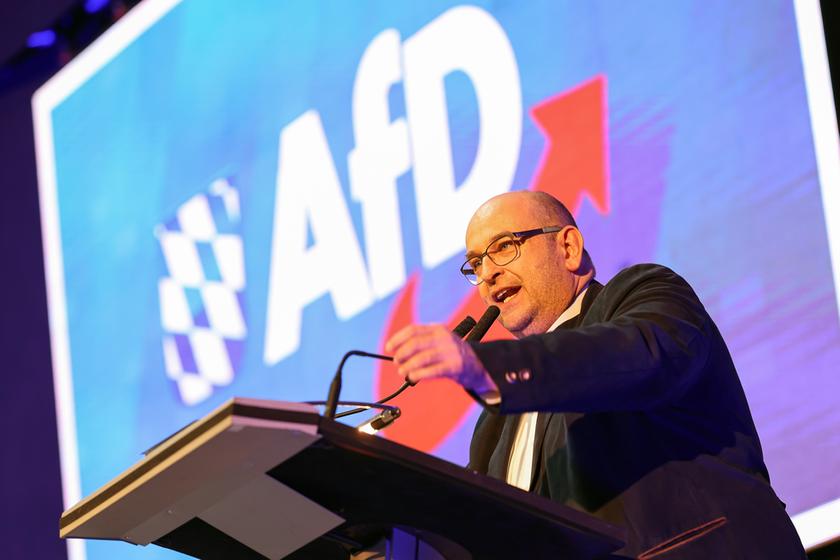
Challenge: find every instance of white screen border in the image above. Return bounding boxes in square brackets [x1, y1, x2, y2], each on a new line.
[32, 0, 840, 556]
[32, 1, 183, 559]
[792, 0, 840, 548]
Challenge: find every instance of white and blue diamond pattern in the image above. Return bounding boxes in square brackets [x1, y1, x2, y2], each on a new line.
[156, 178, 246, 405]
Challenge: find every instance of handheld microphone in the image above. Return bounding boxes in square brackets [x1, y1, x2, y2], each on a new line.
[465, 305, 500, 342]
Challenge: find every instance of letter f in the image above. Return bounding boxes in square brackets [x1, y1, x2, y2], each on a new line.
[348, 29, 411, 299]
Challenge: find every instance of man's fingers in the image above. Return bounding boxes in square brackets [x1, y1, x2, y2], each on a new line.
[405, 363, 450, 384]
[391, 331, 437, 365]
[385, 325, 477, 386]
[397, 347, 447, 379]
[384, 324, 423, 354]
[387, 325, 453, 361]
[386, 324, 442, 355]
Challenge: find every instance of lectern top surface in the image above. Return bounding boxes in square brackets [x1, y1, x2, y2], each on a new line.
[59, 398, 625, 559]
[60, 398, 321, 533]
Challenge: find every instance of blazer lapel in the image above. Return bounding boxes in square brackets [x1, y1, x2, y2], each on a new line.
[487, 414, 522, 480]
[580, 280, 603, 318]
[528, 282, 603, 490]
[529, 412, 552, 491]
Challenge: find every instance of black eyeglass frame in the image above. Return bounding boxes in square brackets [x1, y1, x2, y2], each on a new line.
[460, 226, 565, 285]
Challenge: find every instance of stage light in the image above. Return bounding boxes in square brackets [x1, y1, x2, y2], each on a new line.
[26, 30, 56, 48]
[84, 0, 110, 13]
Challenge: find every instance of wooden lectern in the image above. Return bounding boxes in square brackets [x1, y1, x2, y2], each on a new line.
[60, 398, 625, 559]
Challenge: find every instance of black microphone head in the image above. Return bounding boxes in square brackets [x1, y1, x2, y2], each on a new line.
[452, 315, 477, 338]
[465, 305, 500, 342]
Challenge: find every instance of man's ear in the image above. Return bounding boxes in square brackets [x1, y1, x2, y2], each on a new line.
[561, 226, 585, 272]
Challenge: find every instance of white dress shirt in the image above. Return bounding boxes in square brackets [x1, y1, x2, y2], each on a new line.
[505, 285, 590, 491]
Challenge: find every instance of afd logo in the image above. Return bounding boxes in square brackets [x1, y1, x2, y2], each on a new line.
[156, 5, 608, 406]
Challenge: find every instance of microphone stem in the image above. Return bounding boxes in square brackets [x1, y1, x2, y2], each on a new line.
[323, 315, 478, 419]
[325, 350, 393, 418]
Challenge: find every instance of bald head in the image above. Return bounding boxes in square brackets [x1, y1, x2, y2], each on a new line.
[468, 191, 578, 234]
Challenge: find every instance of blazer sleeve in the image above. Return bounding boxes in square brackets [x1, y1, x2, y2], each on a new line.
[469, 265, 713, 413]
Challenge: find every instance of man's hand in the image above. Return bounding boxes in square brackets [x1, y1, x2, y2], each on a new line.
[385, 324, 499, 395]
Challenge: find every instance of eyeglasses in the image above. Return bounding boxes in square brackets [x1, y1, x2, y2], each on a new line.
[460, 226, 564, 285]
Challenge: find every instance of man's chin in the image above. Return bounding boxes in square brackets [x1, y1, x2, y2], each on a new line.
[499, 312, 529, 339]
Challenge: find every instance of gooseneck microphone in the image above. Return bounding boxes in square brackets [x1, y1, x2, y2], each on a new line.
[465, 305, 500, 342]
[324, 350, 388, 419]
[323, 315, 478, 418]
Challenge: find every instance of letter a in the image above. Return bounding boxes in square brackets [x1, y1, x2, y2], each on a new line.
[264, 111, 373, 366]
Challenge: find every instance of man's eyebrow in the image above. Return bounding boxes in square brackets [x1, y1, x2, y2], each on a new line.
[464, 231, 510, 259]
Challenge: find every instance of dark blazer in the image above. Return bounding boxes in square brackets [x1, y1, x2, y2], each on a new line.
[468, 264, 805, 559]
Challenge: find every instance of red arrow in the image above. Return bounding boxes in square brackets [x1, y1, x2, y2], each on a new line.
[529, 74, 609, 214]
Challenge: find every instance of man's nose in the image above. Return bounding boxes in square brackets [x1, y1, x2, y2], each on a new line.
[480, 259, 504, 284]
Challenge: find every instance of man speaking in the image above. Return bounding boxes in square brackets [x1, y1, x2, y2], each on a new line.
[385, 190, 805, 558]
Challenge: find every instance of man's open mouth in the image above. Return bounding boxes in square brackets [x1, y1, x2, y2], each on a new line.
[493, 286, 521, 304]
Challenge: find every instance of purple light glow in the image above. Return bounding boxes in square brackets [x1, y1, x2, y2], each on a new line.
[84, 0, 109, 13]
[27, 30, 56, 48]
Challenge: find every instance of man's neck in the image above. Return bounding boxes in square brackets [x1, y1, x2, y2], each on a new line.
[546, 279, 591, 333]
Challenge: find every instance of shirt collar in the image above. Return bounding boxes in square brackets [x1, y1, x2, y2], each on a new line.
[546, 281, 590, 333]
